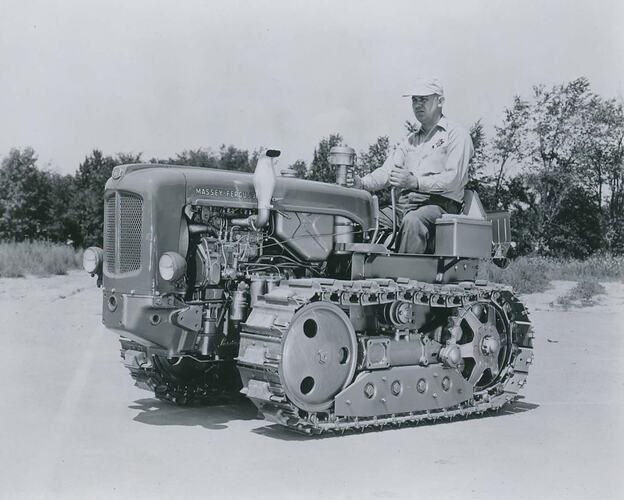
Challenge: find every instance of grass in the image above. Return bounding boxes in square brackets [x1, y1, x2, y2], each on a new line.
[546, 254, 624, 281]
[481, 254, 624, 294]
[0, 241, 82, 278]
[554, 279, 606, 308]
[482, 256, 552, 294]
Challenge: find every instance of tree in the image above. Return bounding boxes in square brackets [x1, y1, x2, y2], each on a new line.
[490, 97, 530, 203]
[40, 172, 80, 243]
[484, 77, 624, 256]
[308, 134, 343, 183]
[359, 136, 390, 176]
[574, 95, 624, 253]
[359, 135, 391, 204]
[467, 120, 487, 178]
[153, 148, 220, 168]
[405, 120, 419, 134]
[0, 148, 49, 241]
[288, 159, 308, 179]
[219, 145, 254, 172]
[116, 152, 143, 166]
[465, 120, 498, 208]
[152, 145, 261, 172]
[517, 171, 602, 257]
[527, 78, 610, 253]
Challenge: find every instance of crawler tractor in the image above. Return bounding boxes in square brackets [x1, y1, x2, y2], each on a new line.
[83, 147, 534, 433]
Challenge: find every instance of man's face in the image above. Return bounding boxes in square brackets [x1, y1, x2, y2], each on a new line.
[411, 94, 442, 123]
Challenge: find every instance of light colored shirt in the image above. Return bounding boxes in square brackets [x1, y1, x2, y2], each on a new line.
[360, 116, 474, 203]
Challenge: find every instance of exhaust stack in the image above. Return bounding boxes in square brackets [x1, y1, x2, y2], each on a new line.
[253, 149, 279, 228]
[232, 149, 280, 229]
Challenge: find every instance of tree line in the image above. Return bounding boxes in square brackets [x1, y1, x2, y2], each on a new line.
[0, 77, 622, 258]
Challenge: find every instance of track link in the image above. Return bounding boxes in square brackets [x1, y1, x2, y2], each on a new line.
[119, 339, 239, 405]
[238, 278, 534, 434]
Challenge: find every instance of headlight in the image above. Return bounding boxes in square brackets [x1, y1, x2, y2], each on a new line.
[111, 166, 124, 180]
[158, 252, 187, 281]
[83, 247, 103, 274]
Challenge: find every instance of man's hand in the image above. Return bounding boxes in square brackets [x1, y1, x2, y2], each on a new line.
[346, 173, 363, 189]
[389, 165, 418, 189]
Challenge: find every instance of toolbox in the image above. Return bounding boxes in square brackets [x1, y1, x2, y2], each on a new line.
[435, 215, 492, 258]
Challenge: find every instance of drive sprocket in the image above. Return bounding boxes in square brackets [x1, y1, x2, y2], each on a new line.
[450, 302, 512, 390]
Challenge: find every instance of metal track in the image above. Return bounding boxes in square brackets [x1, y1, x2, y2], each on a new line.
[119, 339, 239, 405]
[238, 278, 534, 434]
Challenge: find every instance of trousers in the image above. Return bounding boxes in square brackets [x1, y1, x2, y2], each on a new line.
[381, 195, 462, 254]
[395, 205, 446, 253]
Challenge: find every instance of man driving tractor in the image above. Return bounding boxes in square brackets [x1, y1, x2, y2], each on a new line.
[351, 77, 474, 253]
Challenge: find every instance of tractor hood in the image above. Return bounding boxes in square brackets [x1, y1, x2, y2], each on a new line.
[183, 166, 376, 232]
[106, 164, 375, 232]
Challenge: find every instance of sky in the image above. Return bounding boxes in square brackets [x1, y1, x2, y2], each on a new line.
[0, 0, 622, 175]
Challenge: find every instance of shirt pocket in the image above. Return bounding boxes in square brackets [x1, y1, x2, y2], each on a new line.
[420, 144, 447, 175]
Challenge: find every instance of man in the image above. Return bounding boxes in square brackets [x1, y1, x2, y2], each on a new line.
[352, 77, 474, 253]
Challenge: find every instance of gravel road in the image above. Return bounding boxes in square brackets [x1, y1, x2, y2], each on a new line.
[1, 272, 622, 500]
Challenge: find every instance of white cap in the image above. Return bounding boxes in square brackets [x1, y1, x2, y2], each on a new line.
[402, 77, 444, 97]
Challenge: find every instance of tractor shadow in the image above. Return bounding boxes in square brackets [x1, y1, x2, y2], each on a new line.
[251, 397, 540, 441]
[129, 394, 261, 430]
[495, 397, 540, 416]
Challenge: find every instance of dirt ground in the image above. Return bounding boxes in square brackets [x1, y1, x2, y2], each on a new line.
[0, 272, 622, 500]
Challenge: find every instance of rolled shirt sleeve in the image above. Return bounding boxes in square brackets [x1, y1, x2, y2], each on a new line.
[360, 137, 409, 191]
[360, 155, 391, 191]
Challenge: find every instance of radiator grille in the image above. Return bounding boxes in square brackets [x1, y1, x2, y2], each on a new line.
[103, 192, 143, 274]
[104, 196, 117, 273]
[118, 194, 143, 272]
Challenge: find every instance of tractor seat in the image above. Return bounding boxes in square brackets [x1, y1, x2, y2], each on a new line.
[461, 189, 487, 219]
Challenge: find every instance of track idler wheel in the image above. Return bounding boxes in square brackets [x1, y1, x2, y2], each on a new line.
[280, 302, 358, 413]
